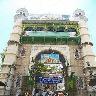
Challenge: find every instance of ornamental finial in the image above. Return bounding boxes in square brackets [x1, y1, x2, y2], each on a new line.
[16, 8, 29, 17]
[73, 9, 88, 22]
[14, 8, 29, 22]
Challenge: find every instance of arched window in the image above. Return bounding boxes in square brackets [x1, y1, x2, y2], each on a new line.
[47, 26, 55, 31]
[24, 27, 34, 31]
[66, 28, 77, 32]
[36, 27, 44, 31]
[56, 27, 65, 32]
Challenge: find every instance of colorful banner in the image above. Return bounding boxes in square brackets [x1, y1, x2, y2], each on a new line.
[41, 53, 60, 63]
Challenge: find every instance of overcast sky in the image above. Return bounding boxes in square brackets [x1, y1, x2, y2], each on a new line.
[0, 0, 96, 63]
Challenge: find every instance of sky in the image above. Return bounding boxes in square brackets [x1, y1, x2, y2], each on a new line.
[0, 0, 96, 63]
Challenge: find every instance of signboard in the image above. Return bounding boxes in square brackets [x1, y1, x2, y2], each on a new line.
[41, 53, 60, 63]
[39, 77, 63, 84]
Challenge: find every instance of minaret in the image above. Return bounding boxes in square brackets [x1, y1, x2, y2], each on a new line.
[73, 9, 96, 89]
[0, 8, 28, 95]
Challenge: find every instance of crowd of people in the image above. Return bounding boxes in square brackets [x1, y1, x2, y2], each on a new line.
[32, 89, 53, 96]
[17, 86, 68, 96]
[31, 87, 68, 96]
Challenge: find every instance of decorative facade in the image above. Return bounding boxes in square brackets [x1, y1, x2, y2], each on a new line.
[0, 8, 96, 96]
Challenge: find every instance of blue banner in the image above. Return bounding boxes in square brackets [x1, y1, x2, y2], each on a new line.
[39, 77, 63, 84]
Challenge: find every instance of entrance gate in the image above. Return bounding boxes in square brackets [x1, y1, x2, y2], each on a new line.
[34, 49, 68, 91]
[21, 49, 68, 95]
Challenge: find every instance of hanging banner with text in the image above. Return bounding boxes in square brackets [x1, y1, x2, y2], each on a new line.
[39, 77, 63, 84]
[41, 53, 60, 64]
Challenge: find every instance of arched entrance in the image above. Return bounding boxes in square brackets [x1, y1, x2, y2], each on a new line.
[34, 49, 68, 92]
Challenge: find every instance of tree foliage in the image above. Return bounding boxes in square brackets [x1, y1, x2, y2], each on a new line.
[28, 62, 48, 87]
[0, 48, 7, 63]
[0, 53, 5, 63]
[67, 72, 77, 91]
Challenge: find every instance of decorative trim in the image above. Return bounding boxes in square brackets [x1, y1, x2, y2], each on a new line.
[13, 25, 22, 29]
[80, 34, 90, 37]
[7, 40, 19, 45]
[22, 21, 80, 35]
[79, 27, 88, 30]
[82, 54, 95, 58]
[5, 52, 17, 56]
[83, 66, 96, 69]
[1, 63, 13, 67]
[22, 20, 78, 24]
[82, 42, 93, 46]
[20, 36, 81, 45]
[11, 32, 21, 36]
